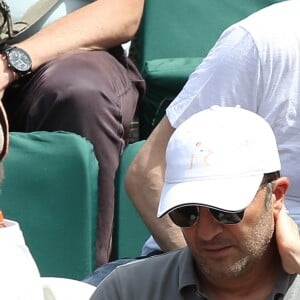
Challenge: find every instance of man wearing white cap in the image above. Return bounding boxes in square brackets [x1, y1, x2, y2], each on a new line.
[126, 0, 300, 274]
[91, 106, 300, 299]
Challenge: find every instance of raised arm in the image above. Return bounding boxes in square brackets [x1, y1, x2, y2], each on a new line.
[276, 205, 300, 274]
[126, 116, 186, 251]
[17, 0, 144, 69]
[0, 0, 145, 91]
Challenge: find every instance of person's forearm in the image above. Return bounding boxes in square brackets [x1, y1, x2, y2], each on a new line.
[126, 116, 187, 251]
[276, 207, 300, 274]
[15, 0, 144, 70]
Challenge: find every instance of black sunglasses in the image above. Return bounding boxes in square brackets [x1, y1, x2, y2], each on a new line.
[169, 205, 245, 227]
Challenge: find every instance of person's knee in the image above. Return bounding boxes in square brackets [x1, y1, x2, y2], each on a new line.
[29, 52, 137, 141]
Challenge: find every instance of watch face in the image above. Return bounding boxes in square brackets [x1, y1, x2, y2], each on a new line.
[7, 48, 32, 73]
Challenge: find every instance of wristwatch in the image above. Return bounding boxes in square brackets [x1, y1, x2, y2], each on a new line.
[1, 46, 32, 77]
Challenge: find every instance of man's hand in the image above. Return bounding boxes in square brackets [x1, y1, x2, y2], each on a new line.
[275, 205, 300, 274]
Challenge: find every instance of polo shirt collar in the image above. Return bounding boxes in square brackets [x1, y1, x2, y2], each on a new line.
[267, 268, 297, 299]
[178, 247, 203, 298]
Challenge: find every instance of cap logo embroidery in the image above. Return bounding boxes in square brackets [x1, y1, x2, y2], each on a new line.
[190, 142, 213, 169]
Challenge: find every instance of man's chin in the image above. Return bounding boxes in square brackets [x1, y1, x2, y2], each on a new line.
[198, 257, 251, 280]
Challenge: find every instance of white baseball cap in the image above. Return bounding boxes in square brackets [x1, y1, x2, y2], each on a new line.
[157, 106, 281, 217]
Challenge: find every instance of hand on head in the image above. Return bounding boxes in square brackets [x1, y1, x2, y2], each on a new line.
[275, 204, 300, 274]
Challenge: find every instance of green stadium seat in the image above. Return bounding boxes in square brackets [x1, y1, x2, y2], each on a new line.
[1, 131, 98, 280]
[114, 140, 150, 258]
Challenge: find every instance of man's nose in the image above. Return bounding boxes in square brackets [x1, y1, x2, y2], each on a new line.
[195, 207, 223, 241]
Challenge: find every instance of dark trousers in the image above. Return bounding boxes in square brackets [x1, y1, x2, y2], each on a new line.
[2, 48, 145, 266]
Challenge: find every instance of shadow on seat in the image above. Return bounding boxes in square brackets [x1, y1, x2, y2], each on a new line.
[114, 140, 150, 259]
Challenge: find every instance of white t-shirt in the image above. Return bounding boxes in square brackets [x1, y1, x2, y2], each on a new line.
[0, 219, 44, 299]
[166, 0, 300, 225]
[0, 219, 96, 299]
[143, 0, 300, 254]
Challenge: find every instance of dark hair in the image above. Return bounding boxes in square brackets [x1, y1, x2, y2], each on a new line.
[259, 171, 280, 208]
[260, 171, 280, 187]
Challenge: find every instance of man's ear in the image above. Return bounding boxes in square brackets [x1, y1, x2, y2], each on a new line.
[272, 177, 289, 216]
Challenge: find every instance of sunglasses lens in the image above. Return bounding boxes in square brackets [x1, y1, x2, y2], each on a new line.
[169, 205, 245, 227]
[210, 209, 244, 224]
[169, 206, 199, 227]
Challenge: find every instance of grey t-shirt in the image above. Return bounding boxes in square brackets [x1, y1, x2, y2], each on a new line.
[90, 247, 299, 300]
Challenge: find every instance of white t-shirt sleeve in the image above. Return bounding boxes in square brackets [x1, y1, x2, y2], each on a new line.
[166, 25, 263, 128]
[0, 220, 44, 300]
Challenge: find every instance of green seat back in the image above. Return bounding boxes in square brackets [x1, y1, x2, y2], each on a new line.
[114, 140, 150, 258]
[137, 0, 284, 138]
[1, 131, 98, 280]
